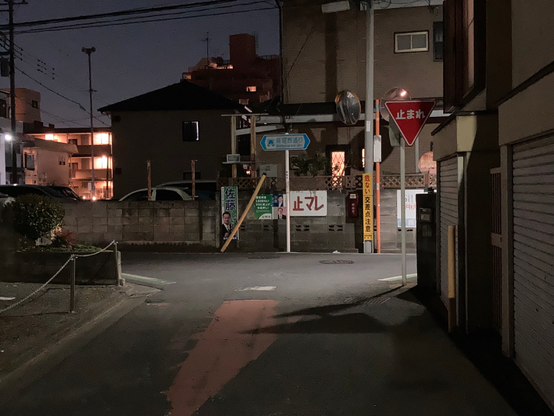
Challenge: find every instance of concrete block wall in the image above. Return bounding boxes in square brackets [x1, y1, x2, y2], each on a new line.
[62, 200, 217, 248]
[236, 190, 357, 252]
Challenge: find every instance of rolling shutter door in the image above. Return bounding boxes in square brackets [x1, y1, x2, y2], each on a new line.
[512, 135, 554, 409]
[439, 156, 459, 305]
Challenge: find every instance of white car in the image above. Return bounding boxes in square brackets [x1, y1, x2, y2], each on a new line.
[119, 187, 192, 202]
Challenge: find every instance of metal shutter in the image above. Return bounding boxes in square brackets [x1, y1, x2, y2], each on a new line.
[439, 156, 459, 305]
[512, 135, 554, 409]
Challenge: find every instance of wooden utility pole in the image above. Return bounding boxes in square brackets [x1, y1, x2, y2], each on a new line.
[6, 0, 27, 184]
[250, 115, 257, 178]
[231, 116, 237, 179]
[146, 160, 152, 201]
[191, 159, 197, 199]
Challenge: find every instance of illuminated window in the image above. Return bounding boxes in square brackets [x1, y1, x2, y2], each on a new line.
[45, 134, 54, 141]
[246, 86, 257, 92]
[94, 156, 109, 169]
[395, 31, 429, 53]
[94, 133, 110, 145]
[331, 151, 346, 177]
[362, 148, 365, 169]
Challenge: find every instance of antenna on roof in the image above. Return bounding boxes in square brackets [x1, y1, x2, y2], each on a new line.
[202, 32, 210, 65]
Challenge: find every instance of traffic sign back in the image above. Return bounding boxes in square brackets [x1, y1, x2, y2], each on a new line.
[384, 101, 435, 146]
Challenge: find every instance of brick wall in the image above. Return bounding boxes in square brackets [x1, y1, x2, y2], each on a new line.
[62, 200, 218, 248]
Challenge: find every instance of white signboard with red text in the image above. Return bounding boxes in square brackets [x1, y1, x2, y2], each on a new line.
[291, 191, 327, 217]
[397, 189, 425, 228]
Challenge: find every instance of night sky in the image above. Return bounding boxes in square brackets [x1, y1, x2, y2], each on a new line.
[0, 1, 279, 128]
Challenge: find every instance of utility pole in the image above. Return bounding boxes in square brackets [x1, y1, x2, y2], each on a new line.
[82, 47, 96, 199]
[363, 0, 375, 253]
[5, 0, 27, 184]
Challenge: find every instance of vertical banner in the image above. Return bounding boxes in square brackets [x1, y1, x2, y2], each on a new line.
[221, 186, 239, 241]
[363, 174, 373, 241]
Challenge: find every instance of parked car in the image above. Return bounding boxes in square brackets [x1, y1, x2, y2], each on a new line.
[156, 181, 216, 200]
[119, 187, 193, 202]
[47, 186, 81, 201]
[0, 185, 77, 201]
[0, 191, 14, 205]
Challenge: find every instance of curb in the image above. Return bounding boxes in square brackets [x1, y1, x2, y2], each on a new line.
[0, 283, 159, 394]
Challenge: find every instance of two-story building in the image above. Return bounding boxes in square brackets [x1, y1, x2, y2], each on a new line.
[99, 80, 245, 199]
[432, 0, 554, 410]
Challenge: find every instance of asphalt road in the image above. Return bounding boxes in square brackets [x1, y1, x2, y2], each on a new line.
[0, 253, 518, 416]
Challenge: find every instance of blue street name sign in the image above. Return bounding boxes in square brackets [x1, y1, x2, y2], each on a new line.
[260, 134, 310, 151]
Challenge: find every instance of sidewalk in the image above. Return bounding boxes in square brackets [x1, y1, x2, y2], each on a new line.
[0, 281, 158, 389]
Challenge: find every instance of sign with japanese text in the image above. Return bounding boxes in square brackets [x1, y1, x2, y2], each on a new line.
[397, 189, 425, 228]
[221, 186, 239, 240]
[290, 191, 327, 217]
[254, 195, 273, 219]
[363, 174, 373, 241]
[260, 134, 310, 151]
[384, 101, 435, 146]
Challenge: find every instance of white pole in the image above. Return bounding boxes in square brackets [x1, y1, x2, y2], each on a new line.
[401, 139, 407, 285]
[363, 0, 375, 254]
[285, 149, 291, 253]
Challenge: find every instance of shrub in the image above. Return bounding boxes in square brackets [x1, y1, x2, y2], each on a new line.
[9, 194, 65, 242]
[291, 154, 332, 177]
[52, 229, 77, 249]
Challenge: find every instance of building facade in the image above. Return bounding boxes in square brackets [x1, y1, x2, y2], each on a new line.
[99, 80, 245, 199]
[433, 0, 554, 409]
[27, 127, 113, 199]
[183, 33, 281, 106]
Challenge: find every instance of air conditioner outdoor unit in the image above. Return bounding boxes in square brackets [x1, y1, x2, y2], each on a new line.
[226, 154, 241, 163]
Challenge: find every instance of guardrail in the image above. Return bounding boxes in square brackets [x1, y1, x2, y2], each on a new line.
[0, 240, 119, 315]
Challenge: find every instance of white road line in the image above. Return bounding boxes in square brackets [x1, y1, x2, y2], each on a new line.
[121, 273, 176, 285]
[237, 286, 277, 292]
[378, 273, 417, 282]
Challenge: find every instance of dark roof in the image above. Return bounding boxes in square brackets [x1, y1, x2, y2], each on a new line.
[98, 80, 245, 113]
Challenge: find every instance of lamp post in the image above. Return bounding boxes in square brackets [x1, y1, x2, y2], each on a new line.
[82, 47, 96, 199]
[323, 0, 374, 253]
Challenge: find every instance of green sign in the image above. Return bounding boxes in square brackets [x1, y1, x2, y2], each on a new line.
[254, 195, 273, 219]
[221, 186, 239, 240]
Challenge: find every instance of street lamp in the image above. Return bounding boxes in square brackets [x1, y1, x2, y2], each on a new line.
[82, 46, 96, 200]
[5, 134, 12, 141]
[323, 0, 374, 253]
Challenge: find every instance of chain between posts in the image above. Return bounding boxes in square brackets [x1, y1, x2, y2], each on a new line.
[0, 240, 119, 315]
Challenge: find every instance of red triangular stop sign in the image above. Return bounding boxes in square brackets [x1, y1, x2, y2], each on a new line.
[384, 100, 436, 146]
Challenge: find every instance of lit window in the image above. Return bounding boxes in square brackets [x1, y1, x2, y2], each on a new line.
[331, 151, 346, 177]
[395, 31, 429, 53]
[94, 156, 108, 169]
[94, 133, 110, 145]
[45, 134, 54, 141]
[246, 86, 257, 92]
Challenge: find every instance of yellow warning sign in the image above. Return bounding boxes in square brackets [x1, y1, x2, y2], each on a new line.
[363, 174, 373, 241]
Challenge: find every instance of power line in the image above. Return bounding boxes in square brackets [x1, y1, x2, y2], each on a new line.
[16, 66, 109, 126]
[0, 0, 247, 30]
[14, 4, 276, 35]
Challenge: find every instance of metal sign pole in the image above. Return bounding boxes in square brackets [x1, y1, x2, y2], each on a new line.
[400, 139, 407, 286]
[285, 149, 291, 253]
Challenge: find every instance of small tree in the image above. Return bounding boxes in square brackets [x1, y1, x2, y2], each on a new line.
[291, 154, 331, 177]
[9, 195, 65, 243]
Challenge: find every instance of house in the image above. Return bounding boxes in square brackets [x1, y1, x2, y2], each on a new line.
[22, 137, 78, 188]
[26, 125, 112, 199]
[228, 0, 447, 252]
[99, 80, 245, 199]
[432, 0, 554, 409]
[183, 33, 281, 106]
